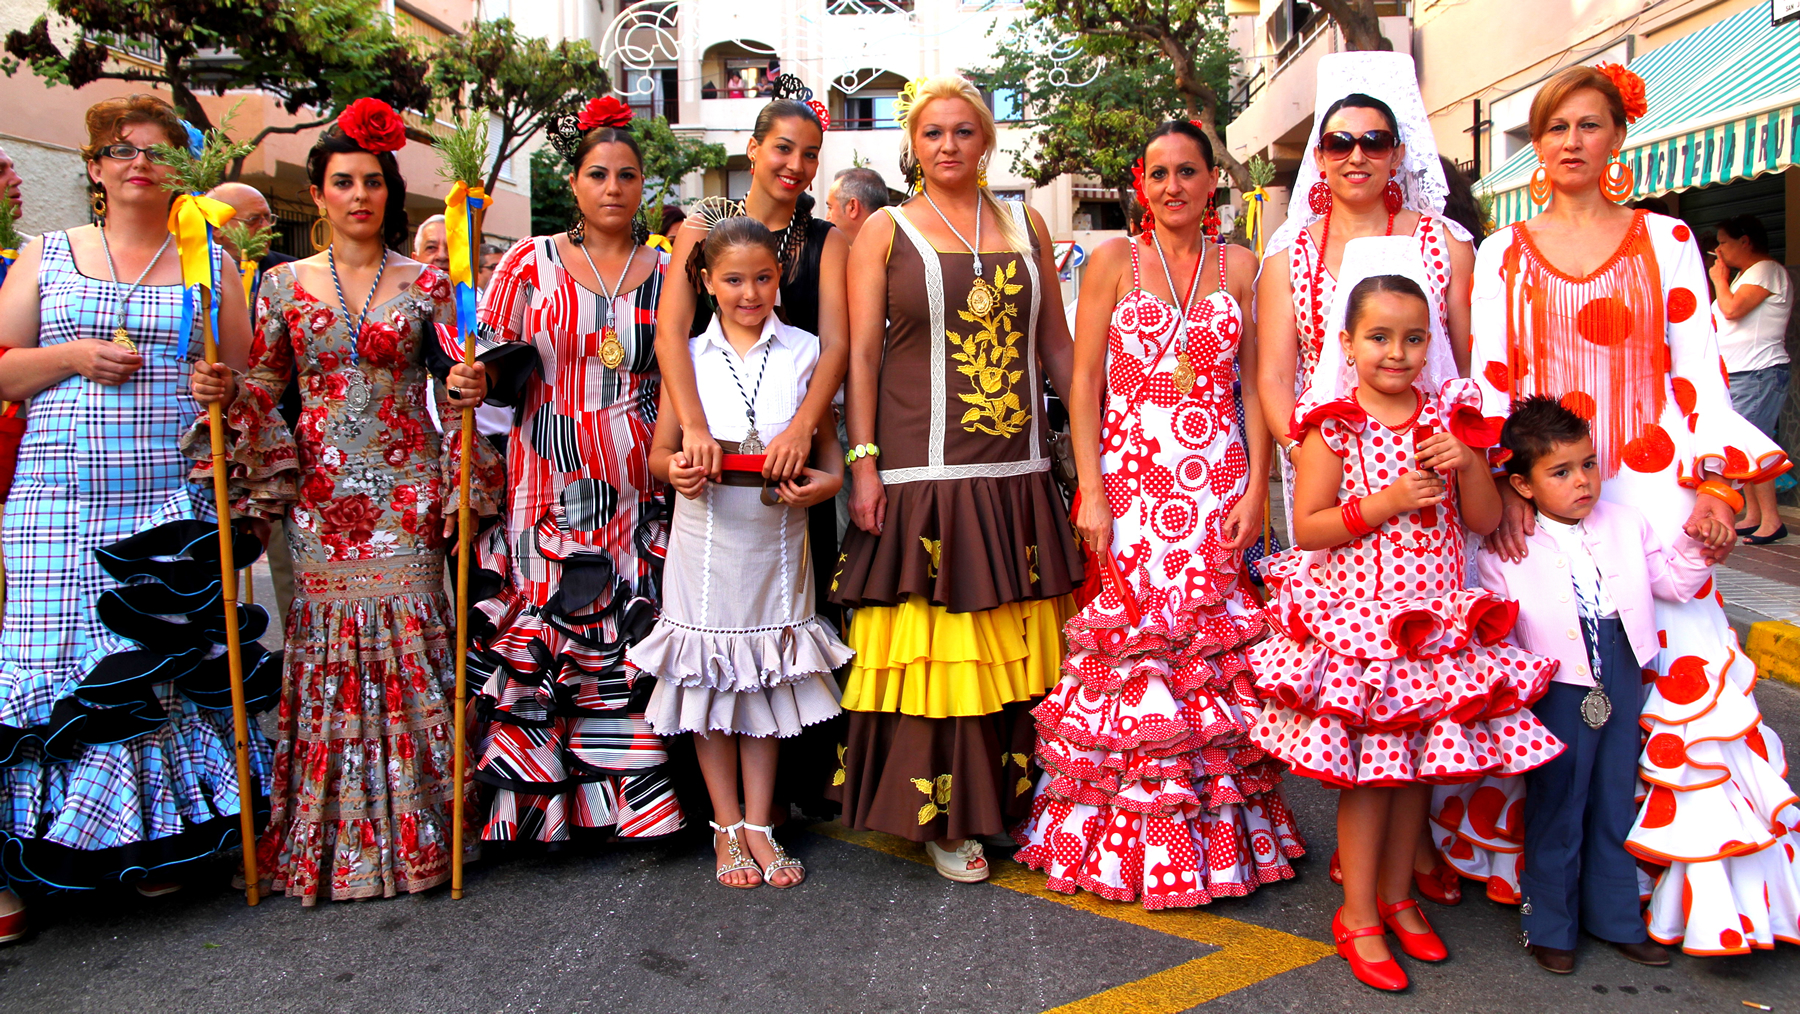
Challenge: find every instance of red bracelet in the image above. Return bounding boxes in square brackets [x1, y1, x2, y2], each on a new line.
[1341, 497, 1377, 538]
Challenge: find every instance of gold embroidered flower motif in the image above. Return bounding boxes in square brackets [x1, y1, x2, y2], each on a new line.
[912, 774, 953, 824]
[1003, 751, 1032, 796]
[950, 260, 1029, 438]
[920, 536, 942, 580]
[832, 743, 847, 786]
[1025, 545, 1039, 584]
[830, 551, 848, 593]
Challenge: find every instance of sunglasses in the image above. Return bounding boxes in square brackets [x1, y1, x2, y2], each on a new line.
[96, 143, 164, 162]
[1318, 130, 1399, 160]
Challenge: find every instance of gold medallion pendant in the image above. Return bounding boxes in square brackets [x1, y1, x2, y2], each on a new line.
[111, 327, 137, 354]
[1172, 351, 1197, 396]
[598, 325, 626, 370]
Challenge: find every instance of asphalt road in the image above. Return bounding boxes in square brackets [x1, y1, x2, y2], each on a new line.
[3, 569, 1799, 1013]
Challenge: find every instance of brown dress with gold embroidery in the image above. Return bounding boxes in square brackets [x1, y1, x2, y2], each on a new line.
[828, 202, 1081, 842]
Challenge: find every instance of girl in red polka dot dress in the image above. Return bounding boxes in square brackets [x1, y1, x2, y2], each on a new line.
[1248, 248, 1563, 991]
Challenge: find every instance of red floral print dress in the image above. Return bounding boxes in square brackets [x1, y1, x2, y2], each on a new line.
[218, 262, 504, 904]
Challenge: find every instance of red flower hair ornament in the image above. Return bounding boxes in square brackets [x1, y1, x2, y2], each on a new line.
[577, 96, 634, 131]
[1595, 63, 1648, 124]
[338, 98, 407, 153]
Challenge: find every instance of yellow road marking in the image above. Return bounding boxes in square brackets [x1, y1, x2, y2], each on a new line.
[812, 822, 1335, 1013]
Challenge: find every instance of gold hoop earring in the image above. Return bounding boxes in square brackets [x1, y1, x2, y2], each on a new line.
[310, 212, 332, 253]
[91, 189, 107, 223]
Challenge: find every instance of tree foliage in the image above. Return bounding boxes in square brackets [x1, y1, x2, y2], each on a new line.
[3, 0, 432, 163]
[529, 144, 576, 238]
[974, 14, 1228, 227]
[1025, 0, 1248, 189]
[632, 115, 727, 234]
[428, 18, 609, 194]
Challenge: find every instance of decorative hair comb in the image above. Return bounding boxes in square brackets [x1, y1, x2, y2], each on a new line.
[546, 96, 637, 165]
[892, 76, 932, 126]
[684, 196, 747, 232]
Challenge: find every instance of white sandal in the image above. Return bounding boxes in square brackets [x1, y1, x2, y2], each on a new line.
[742, 822, 805, 888]
[710, 820, 761, 889]
[925, 838, 989, 883]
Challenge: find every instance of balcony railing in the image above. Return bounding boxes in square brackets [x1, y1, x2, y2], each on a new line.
[826, 0, 914, 13]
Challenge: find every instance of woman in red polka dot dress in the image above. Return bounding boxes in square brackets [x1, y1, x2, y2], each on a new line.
[1250, 241, 1563, 991]
[1013, 122, 1303, 910]
[1473, 64, 1799, 957]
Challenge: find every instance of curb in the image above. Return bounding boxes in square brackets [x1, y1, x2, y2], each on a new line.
[1746, 620, 1800, 687]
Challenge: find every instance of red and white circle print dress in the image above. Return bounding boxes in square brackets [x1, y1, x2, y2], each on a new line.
[1014, 241, 1306, 910]
[1247, 381, 1564, 788]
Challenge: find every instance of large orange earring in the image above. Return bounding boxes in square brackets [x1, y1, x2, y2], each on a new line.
[1600, 151, 1634, 202]
[1529, 163, 1551, 207]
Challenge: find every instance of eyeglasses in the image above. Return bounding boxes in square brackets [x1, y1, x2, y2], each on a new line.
[96, 143, 163, 162]
[1318, 130, 1399, 160]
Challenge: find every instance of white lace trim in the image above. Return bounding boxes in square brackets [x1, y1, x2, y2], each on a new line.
[879, 456, 1051, 486]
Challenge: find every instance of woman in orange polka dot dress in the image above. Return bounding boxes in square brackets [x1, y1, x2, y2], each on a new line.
[1472, 65, 1798, 957]
[1250, 239, 1563, 991]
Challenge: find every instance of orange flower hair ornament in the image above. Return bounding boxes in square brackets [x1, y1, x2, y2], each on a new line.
[1595, 63, 1648, 124]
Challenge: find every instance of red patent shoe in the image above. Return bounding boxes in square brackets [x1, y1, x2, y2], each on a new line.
[1328, 848, 1342, 885]
[1333, 907, 1407, 991]
[1414, 860, 1462, 905]
[1379, 897, 1449, 962]
[0, 899, 24, 945]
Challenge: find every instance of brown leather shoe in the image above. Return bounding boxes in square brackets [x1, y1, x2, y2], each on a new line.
[1613, 940, 1671, 966]
[1531, 945, 1575, 974]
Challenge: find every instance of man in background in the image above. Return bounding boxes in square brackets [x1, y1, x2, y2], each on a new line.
[825, 167, 889, 246]
[414, 214, 449, 272]
[205, 180, 299, 625]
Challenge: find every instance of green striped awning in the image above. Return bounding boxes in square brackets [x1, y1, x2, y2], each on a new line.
[1482, 3, 1800, 227]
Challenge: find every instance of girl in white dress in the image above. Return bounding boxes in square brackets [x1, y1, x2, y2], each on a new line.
[630, 217, 849, 889]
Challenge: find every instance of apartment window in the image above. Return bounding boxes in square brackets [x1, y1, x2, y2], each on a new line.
[989, 87, 1024, 123]
[842, 94, 899, 130]
[628, 67, 680, 123]
[87, 30, 162, 64]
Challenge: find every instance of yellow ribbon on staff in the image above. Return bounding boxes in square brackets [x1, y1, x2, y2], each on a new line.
[166, 193, 237, 288]
[645, 232, 671, 253]
[0, 249, 16, 261]
[1244, 186, 1268, 259]
[444, 181, 487, 290]
[239, 258, 257, 307]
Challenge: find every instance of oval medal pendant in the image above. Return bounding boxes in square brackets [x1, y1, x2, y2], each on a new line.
[598, 325, 626, 370]
[112, 327, 137, 354]
[1172, 351, 1197, 396]
[1579, 684, 1612, 729]
[345, 369, 371, 413]
[739, 425, 765, 455]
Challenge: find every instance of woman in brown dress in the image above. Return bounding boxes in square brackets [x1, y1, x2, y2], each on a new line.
[829, 76, 1080, 882]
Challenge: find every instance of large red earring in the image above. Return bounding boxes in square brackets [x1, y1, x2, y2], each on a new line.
[1383, 178, 1403, 214]
[1132, 157, 1155, 235]
[1203, 192, 1220, 237]
[1307, 179, 1332, 216]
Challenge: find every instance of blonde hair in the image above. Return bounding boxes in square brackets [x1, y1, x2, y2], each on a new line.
[1528, 65, 1628, 141]
[898, 75, 1028, 254]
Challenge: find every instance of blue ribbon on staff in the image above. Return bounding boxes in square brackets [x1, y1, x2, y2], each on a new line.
[445, 181, 487, 347]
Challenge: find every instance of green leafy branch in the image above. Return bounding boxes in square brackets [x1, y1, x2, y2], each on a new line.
[221, 219, 274, 263]
[433, 116, 490, 188]
[151, 104, 255, 195]
[0, 198, 21, 251]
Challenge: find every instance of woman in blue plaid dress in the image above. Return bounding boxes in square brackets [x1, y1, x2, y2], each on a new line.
[0, 95, 255, 939]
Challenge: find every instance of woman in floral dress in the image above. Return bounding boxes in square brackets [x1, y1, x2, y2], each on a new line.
[464, 101, 684, 843]
[195, 103, 502, 903]
[1015, 122, 1302, 908]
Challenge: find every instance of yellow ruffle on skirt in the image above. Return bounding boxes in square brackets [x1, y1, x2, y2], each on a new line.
[841, 594, 1075, 718]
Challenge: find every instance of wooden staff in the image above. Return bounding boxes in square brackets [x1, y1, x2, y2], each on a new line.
[450, 198, 482, 900]
[202, 285, 261, 906]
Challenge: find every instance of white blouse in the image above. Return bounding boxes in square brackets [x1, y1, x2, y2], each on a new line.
[690, 314, 820, 445]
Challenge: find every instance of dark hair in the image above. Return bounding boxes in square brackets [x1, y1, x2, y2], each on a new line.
[1716, 214, 1769, 255]
[1320, 92, 1400, 138]
[1438, 155, 1486, 243]
[660, 205, 687, 233]
[572, 126, 643, 177]
[688, 216, 783, 294]
[1501, 395, 1592, 478]
[1342, 273, 1428, 333]
[832, 166, 890, 212]
[306, 128, 409, 250]
[1139, 120, 1215, 169]
[752, 99, 824, 143]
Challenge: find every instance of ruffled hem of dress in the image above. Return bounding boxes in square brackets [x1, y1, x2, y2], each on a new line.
[479, 768, 684, 842]
[1429, 778, 1526, 902]
[645, 673, 843, 739]
[1064, 601, 1268, 695]
[0, 804, 268, 891]
[179, 400, 298, 519]
[627, 615, 851, 692]
[1012, 782, 1306, 910]
[829, 469, 1082, 613]
[1250, 703, 1564, 788]
[839, 594, 1074, 718]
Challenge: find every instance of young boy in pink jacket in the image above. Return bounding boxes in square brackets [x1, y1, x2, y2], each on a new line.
[1477, 396, 1733, 975]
